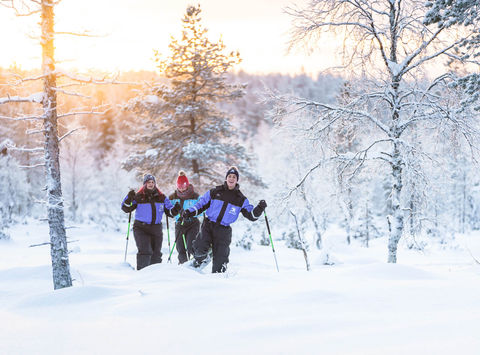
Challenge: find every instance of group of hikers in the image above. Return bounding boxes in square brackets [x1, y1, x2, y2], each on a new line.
[121, 166, 267, 273]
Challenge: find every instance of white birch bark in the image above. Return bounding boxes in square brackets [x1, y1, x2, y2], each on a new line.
[41, 0, 72, 289]
[278, 0, 480, 263]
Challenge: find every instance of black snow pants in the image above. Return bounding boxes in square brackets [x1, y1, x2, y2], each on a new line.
[175, 218, 200, 264]
[193, 218, 232, 273]
[132, 220, 163, 270]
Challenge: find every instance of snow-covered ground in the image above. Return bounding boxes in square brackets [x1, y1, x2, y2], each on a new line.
[1, 221, 480, 355]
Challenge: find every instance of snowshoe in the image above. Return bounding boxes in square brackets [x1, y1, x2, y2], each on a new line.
[187, 254, 211, 273]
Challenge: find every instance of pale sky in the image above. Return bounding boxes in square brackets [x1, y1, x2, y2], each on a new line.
[0, 0, 338, 76]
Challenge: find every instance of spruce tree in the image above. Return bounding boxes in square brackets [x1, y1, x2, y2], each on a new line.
[126, 5, 261, 187]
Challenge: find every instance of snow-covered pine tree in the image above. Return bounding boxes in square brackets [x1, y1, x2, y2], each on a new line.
[125, 5, 260, 187]
[276, 0, 480, 263]
[424, 1, 480, 110]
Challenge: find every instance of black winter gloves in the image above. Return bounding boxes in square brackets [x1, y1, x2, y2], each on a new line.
[182, 209, 195, 219]
[125, 189, 136, 204]
[253, 199, 267, 218]
[171, 202, 181, 216]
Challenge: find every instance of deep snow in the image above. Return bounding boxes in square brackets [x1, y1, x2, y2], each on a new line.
[1, 221, 479, 355]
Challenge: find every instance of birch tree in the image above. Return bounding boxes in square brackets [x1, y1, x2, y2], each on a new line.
[0, 0, 112, 289]
[277, 0, 480, 262]
[0, 0, 73, 289]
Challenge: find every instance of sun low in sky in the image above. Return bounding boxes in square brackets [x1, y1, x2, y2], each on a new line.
[0, 0, 337, 76]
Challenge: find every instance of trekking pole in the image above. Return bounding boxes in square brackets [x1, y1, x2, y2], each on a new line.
[167, 240, 176, 263]
[124, 211, 132, 263]
[182, 233, 189, 260]
[166, 215, 171, 263]
[180, 219, 190, 260]
[264, 211, 279, 272]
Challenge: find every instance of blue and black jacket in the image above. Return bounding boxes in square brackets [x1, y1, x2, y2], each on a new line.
[186, 183, 261, 227]
[122, 186, 177, 224]
[168, 189, 202, 225]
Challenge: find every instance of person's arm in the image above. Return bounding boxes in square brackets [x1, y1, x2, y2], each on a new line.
[164, 196, 181, 216]
[121, 190, 137, 213]
[241, 199, 267, 221]
[183, 190, 212, 218]
[165, 198, 180, 218]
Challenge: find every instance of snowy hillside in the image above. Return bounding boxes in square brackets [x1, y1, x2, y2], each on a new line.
[1, 221, 479, 355]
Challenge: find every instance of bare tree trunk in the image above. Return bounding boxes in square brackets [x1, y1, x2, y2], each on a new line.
[365, 201, 370, 248]
[387, 9, 404, 261]
[338, 181, 353, 245]
[309, 212, 323, 250]
[290, 210, 310, 271]
[42, 0, 72, 289]
[191, 158, 200, 186]
[298, 180, 323, 249]
[70, 152, 78, 222]
[388, 141, 404, 263]
[462, 170, 466, 233]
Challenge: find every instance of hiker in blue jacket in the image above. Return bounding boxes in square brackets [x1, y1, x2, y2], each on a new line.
[122, 174, 180, 270]
[168, 170, 202, 264]
[182, 166, 267, 273]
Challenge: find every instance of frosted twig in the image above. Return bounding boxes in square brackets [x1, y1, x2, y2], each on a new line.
[59, 127, 85, 142]
[0, 92, 44, 104]
[53, 88, 92, 99]
[29, 242, 51, 248]
[18, 163, 45, 168]
[0, 114, 44, 121]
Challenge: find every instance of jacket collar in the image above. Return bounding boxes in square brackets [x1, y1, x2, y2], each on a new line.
[223, 181, 240, 191]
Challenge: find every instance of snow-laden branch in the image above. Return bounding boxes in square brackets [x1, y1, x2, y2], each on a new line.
[7, 69, 142, 87]
[59, 127, 85, 142]
[54, 30, 101, 37]
[26, 128, 45, 135]
[7, 144, 43, 153]
[53, 87, 91, 99]
[297, 99, 390, 135]
[5, 140, 44, 155]
[0, 114, 44, 121]
[0, 92, 44, 105]
[337, 139, 394, 178]
[29, 242, 51, 248]
[57, 108, 108, 119]
[286, 160, 324, 199]
[18, 163, 45, 169]
[56, 70, 141, 86]
[5, 0, 41, 16]
[7, 72, 48, 85]
[403, 38, 464, 76]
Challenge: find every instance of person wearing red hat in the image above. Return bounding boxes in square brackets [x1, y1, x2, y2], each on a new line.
[168, 171, 202, 264]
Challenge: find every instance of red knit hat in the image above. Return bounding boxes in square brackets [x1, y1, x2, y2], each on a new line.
[177, 170, 189, 190]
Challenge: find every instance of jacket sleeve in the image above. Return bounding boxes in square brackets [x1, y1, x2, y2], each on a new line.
[164, 196, 175, 210]
[121, 195, 137, 213]
[187, 190, 212, 216]
[195, 201, 210, 216]
[165, 196, 182, 217]
[240, 198, 258, 221]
